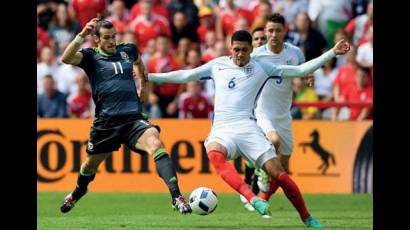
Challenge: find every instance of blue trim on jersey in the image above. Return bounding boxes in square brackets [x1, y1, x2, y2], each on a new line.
[252, 76, 282, 118]
[200, 76, 212, 80]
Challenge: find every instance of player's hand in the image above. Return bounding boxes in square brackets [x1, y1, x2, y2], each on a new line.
[332, 39, 351, 55]
[79, 18, 100, 37]
[305, 75, 314, 87]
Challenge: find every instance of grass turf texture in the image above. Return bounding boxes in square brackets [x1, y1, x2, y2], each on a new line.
[38, 192, 372, 229]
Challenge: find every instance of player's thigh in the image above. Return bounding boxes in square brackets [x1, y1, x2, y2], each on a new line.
[122, 118, 161, 155]
[134, 127, 162, 155]
[278, 153, 291, 171]
[86, 120, 122, 155]
[205, 129, 237, 159]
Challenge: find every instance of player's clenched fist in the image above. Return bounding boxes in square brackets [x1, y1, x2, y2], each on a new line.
[333, 39, 351, 55]
[79, 18, 100, 37]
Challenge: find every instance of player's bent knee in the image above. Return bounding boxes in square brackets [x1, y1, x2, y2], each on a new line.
[205, 142, 227, 154]
[264, 158, 285, 179]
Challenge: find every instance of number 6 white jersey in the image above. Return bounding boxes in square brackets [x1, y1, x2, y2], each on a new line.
[202, 56, 284, 127]
[251, 43, 305, 132]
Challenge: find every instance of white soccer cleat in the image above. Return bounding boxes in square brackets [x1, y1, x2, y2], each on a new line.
[256, 169, 270, 193]
[240, 195, 255, 212]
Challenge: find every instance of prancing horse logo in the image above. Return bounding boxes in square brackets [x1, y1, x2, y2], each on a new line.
[299, 129, 336, 175]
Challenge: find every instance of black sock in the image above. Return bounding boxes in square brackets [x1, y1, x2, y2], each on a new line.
[73, 173, 95, 199]
[252, 173, 260, 195]
[154, 153, 181, 200]
[244, 165, 254, 185]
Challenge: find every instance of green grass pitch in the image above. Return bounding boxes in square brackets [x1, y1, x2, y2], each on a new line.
[37, 192, 372, 229]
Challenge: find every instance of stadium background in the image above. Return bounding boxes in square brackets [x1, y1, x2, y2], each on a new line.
[37, 0, 373, 229]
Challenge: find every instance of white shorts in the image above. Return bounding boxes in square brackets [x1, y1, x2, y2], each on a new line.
[204, 121, 276, 169]
[256, 116, 294, 156]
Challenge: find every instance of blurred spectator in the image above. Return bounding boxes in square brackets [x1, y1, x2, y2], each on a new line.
[37, 47, 60, 94]
[313, 57, 338, 101]
[308, 0, 352, 47]
[252, 27, 267, 48]
[141, 39, 157, 65]
[342, 65, 373, 120]
[332, 47, 358, 120]
[175, 37, 192, 67]
[37, 0, 63, 31]
[106, 0, 131, 33]
[273, 0, 308, 30]
[37, 75, 68, 118]
[203, 41, 227, 102]
[185, 49, 203, 69]
[148, 35, 184, 118]
[54, 63, 84, 97]
[167, 0, 200, 30]
[333, 29, 350, 67]
[351, 0, 370, 18]
[37, 25, 51, 62]
[345, 1, 372, 47]
[48, 3, 81, 56]
[201, 31, 218, 62]
[130, 0, 170, 21]
[171, 11, 199, 46]
[128, 0, 171, 52]
[123, 31, 137, 44]
[356, 25, 373, 68]
[292, 77, 320, 120]
[216, 0, 253, 41]
[197, 6, 215, 44]
[70, 0, 108, 28]
[68, 73, 92, 118]
[250, 0, 271, 30]
[287, 12, 327, 61]
[179, 81, 213, 119]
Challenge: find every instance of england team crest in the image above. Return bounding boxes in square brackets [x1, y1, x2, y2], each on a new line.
[244, 66, 253, 75]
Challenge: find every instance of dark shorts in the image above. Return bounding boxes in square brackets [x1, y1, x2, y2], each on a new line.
[86, 113, 160, 155]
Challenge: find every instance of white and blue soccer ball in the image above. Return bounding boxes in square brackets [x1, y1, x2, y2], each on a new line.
[189, 187, 218, 215]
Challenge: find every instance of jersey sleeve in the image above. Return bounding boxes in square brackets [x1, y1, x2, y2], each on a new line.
[78, 48, 95, 72]
[257, 58, 284, 78]
[148, 58, 215, 84]
[295, 47, 306, 64]
[124, 43, 139, 62]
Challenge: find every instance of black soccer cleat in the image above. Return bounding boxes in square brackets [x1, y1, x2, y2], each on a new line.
[60, 188, 87, 213]
[172, 195, 192, 214]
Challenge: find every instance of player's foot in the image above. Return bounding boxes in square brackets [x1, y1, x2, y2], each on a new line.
[172, 195, 192, 214]
[240, 195, 255, 212]
[305, 215, 324, 228]
[256, 169, 270, 193]
[60, 188, 87, 213]
[250, 197, 271, 217]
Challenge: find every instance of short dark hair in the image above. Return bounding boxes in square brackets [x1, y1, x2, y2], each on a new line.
[231, 30, 252, 45]
[94, 20, 114, 37]
[266, 13, 286, 25]
[252, 27, 265, 35]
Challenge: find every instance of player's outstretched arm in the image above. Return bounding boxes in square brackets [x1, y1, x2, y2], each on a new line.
[148, 61, 213, 84]
[279, 40, 351, 78]
[61, 18, 99, 65]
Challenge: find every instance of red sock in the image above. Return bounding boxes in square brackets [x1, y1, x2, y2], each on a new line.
[276, 172, 310, 221]
[208, 150, 256, 202]
[260, 179, 280, 200]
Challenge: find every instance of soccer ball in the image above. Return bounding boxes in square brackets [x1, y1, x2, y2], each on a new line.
[189, 187, 218, 215]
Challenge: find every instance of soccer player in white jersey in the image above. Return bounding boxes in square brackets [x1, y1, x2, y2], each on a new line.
[148, 30, 350, 228]
[238, 26, 268, 213]
[251, 13, 309, 202]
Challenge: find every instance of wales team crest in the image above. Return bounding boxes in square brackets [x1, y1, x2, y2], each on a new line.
[120, 51, 129, 60]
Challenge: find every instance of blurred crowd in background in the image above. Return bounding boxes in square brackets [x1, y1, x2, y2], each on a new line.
[37, 0, 373, 120]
